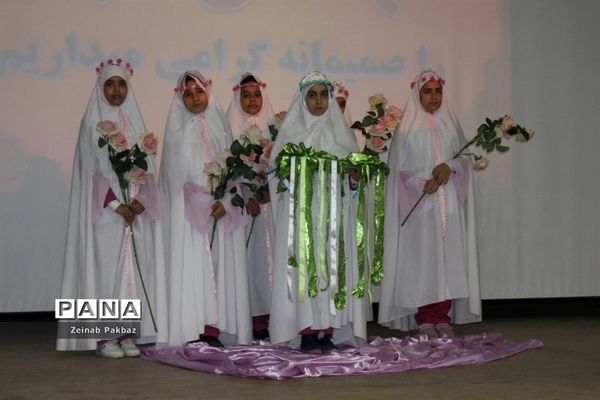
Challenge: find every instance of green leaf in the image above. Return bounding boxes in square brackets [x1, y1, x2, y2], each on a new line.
[495, 144, 510, 152]
[350, 121, 362, 129]
[118, 175, 129, 190]
[133, 157, 148, 170]
[483, 130, 496, 141]
[268, 125, 278, 141]
[98, 137, 107, 148]
[214, 185, 226, 200]
[375, 103, 385, 117]
[230, 140, 245, 156]
[362, 115, 378, 126]
[231, 194, 244, 209]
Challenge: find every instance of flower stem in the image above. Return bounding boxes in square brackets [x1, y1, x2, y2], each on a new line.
[400, 192, 426, 227]
[246, 216, 256, 248]
[130, 228, 158, 333]
[401, 133, 479, 227]
[120, 187, 157, 333]
[210, 218, 217, 249]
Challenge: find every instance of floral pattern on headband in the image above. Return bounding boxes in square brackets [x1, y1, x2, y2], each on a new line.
[95, 59, 134, 78]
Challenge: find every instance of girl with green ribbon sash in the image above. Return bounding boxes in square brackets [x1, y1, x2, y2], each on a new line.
[268, 72, 368, 354]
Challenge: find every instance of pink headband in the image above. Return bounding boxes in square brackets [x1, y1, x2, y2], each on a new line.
[174, 79, 212, 93]
[96, 59, 134, 78]
[232, 81, 267, 92]
[411, 75, 445, 89]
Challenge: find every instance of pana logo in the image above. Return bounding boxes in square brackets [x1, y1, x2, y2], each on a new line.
[55, 299, 141, 320]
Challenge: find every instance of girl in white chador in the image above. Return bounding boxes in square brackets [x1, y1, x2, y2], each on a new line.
[57, 60, 168, 358]
[226, 73, 276, 340]
[269, 71, 368, 354]
[160, 71, 251, 347]
[378, 70, 481, 338]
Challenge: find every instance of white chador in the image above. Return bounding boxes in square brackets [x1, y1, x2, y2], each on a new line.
[226, 73, 275, 320]
[160, 71, 252, 346]
[57, 62, 168, 351]
[268, 72, 368, 346]
[378, 70, 481, 330]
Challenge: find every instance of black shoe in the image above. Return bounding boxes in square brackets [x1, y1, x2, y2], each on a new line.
[253, 329, 270, 340]
[319, 335, 337, 352]
[199, 335, 224, 348]
[300, 334, 322, 354]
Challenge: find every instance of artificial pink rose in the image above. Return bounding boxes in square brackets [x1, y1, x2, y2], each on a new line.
[96, 120, 118, 137]
[138, 132, 158, 154]
[386, 105, 404, 122]
[126, 166, 147, 185]
[368, 122, 388, 137]
[473, 156, 490, 171]
[366, 136, 387, 153]
[368, 93, 388, 109]
[109, 132, 129, 152]
[380, 114, 397, 131]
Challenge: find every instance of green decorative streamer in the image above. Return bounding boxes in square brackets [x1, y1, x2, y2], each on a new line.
[317, 159, 329, 291]
[353, 172, 366, 298]
[370, 170, 386, 284]
[274, 145, 390, 308]
[334, 203, 347, 310]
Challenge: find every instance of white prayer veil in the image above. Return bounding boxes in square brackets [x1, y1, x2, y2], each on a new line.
[226, 73, 275, 139]
[271, 71, 358, 160]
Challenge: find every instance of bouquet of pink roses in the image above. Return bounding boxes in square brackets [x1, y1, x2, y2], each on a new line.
[96, 119, 159, 331]
[351, 94, 403, 156]
[96, 120, 158, 200]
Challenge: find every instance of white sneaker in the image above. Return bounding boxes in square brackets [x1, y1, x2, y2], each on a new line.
[417, 323, 439, 339]
[436, 323, 456, 338]
[96, 341, 125, 358]
[119, 338, 140, 357]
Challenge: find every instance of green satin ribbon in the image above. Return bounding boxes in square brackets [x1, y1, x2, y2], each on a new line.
[275, 144, 389, 308]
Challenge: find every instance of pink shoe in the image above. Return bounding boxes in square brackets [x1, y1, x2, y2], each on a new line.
[435, 323, 456, 338]
[417, 323, 439, 339]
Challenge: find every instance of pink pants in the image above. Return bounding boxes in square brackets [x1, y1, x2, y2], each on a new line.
[415, 300, 452, 325]
[300, 327, 334, 335]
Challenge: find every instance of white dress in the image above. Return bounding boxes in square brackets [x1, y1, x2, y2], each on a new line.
[225, 74, 275, 319]
[57, 63, 168, 351]
[378, 70, 481, 331]
[160, 71, 252, 346]
[268, 72, 368, 346]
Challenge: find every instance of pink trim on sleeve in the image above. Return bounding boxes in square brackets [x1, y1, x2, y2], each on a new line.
[183, 181, 214, 234]
[92, 172, 111, 224]
[135, 173, 161, 220]
[397, 171, 426, 220]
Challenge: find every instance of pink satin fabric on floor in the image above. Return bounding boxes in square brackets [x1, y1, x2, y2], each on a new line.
[142, 334, 543, 379]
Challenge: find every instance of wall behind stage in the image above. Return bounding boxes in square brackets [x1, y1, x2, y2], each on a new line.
[0, 0, 598, 312]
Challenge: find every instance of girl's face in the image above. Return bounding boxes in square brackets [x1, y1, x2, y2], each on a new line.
[335, 96, 346, 113]
[103, 76, 128, 107]
[240, 85, 263, 115]
[419, 80, 443, 114]
[305, 83, 329, 116]
[182, 81, 209, 114]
